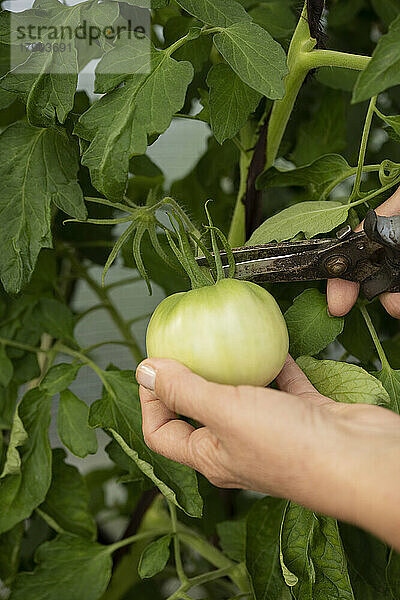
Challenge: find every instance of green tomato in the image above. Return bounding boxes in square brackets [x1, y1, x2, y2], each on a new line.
[146, 279, 289, 386]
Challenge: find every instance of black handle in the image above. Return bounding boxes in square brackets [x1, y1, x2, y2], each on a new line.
[361, 211, 400, 299]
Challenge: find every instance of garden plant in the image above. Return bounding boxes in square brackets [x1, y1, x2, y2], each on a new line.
[0, 0, 400, 598]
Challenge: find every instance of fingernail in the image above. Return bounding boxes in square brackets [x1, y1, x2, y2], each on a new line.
[136, 363, 156, 391]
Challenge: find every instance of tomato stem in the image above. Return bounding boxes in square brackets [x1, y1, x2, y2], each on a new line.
[349, 96, 377, 203]
[359, 304, 391, 371]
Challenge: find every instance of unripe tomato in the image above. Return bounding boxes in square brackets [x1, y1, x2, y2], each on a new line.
[146, 279, 289, 387]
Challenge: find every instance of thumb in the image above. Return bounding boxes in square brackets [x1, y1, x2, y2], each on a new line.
[136, 358, 232, 428]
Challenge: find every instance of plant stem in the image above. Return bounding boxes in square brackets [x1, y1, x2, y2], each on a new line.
[67, 251, 144, 364]
[228, 122, 257, 247]
[167, 566, 239, 600]
[266, 3, 315, 169]
[105, 529, 170, 554]
[359, 304, 391, 370]
[169, 502, 189, 585]
[0, 337, 48, 355]
[350, 97, 377, 202]
[304, 49, 371, 71]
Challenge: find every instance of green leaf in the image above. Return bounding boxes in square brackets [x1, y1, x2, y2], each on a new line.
[217, 520, 246, 563]
[75, 36, 193, 200]
[284, 290, 344, 358]
[40, 363, 82, 396]
[353, 15, 400, 102]
[311, 516, 354, 599]
[175, 0, 251, 28]
[89, 368, 203, 517]
[164, 16, 212, 70]
[138, 535, 171, 579]
[340, 522, 390, 598]
[0, 522, 24, 586]
[374, 366, 400, 414]
[207, 63, 261, 144]
[371, 0, 400, 27]
[57, 390, 98, 458]
[0, 389, 52, 534]
[34, 298, 75, 343]
[281, 504, 315, 597]
[247, 201, 349, 245]
[39, 448, 97, 539]
[291, 90, 347, 166]
[256, 154, 352, 197]
[376, 111, 400, 136]
[213, 22, 288, 99]
[0, 1, 80, 127]
[296, 356, 391, 405]
[387, 549, 400, 597]
[0, 384, 18, 430]
[249, 0, 296, 40]
[0, 345, 13, 387]
[246, 496, 288, 600]
[0, 121, 86, 294]
[10, 535, 113, 600]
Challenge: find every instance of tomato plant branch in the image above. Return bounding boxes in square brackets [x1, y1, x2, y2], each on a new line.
[167, 565, 240, 600]
[168, 501, 189, 585]
[304, 49, 371, 71]
[349, 96, 377, 203]
[359, 304, 391, 370]
[105, 529, 170, 554]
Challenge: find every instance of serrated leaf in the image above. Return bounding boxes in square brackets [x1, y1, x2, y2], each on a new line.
[256, 153, 352, 197]
[88, 368, 203, 517]
[34, 298, 75, 343]
[9, 535, 112, 600]
[353, 15, 400, 102]
[175, 0, 251, 28]
[213, 22, 288, 99]
[164, 16, 212, 70]
[291, 90, 347, 166]
[39, 448, 96, 539]
[246, 496, 288, 600]
[217, 520, 246, 563]
[0, 121, 86, 294]
[0, 389, 52, 534]
[374, 366, 400, 414]
[207, 63, 261, 144]
[247, 201, 349, 245]
[57, 390, 98, 458]
[285, 290, 344, 358]
[296, 356, 391, 405]
[0, 345, 13, 387]
[0, 0, 80, 127]
[138, 535, 171, 579]
[75, 35, 193, 200]
[40, 363, 81, 396]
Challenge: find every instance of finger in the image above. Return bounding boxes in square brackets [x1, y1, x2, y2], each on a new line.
[327, 279, 360, 317]
[276, 355, 331, 405]
[139, 385, 197, 468]
[380, 292, 400, 319]
[375, 186, 400, 216]
[136, 358, 233, 429]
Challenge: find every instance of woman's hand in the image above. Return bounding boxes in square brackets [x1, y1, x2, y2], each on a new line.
[328, 186, 400, 318]
[137, 356, 400, 551]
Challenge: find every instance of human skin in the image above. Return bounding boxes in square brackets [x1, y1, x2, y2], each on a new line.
[137, 356, 400, 551]
[328, 186, 400, 318]
[137, 188, 400, 551]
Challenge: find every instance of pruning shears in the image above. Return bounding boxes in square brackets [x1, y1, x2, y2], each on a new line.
[196, 210, 400, 301]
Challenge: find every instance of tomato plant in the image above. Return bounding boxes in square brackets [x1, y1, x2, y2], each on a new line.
[0, 0, 400, 599]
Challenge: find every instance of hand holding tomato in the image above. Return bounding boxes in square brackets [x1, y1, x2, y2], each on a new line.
[328, 186, 400, 318]
[137, 356, 400, 552]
